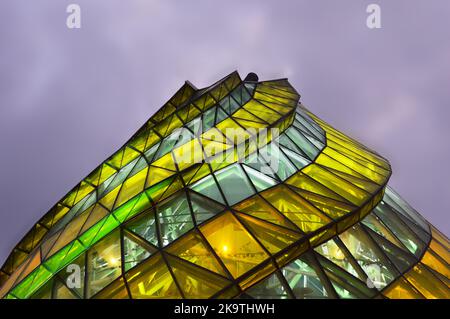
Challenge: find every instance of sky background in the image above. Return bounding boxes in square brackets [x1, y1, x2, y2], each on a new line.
[0, 0, 449, 266]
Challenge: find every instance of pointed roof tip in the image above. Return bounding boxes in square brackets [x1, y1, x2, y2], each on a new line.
[244, 72, 259, 82]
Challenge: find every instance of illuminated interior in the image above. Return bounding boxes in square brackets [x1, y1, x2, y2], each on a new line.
[0, 72, 448, 299]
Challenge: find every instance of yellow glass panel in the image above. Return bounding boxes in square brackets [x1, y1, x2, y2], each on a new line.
[275, 241, 310, 269]
[286, 172, 350, 203]
[233, 108, 266, 123]
[383, 277, 424, 299]
[93, 277, 129, 299]
[432, 226, 450, 250]
[254, 91, 296, 109]
[142, 130, 160, 153]
[243, 98, 282, 117]
[145, 166, 174, 188]
[74, 182, 95, 205]
[157, 177, 184, 203]
[214, 285, 241, 298]
[302, 164, 369, 206]
[202, 139, 232, 158]
[47, 211, 91, 258]
[316, 152, 365, 179]
[293, 189, 354, 219]
[115, 167, 148, 208]
[199, 212, 269, 279]
[182, 163, 211, 186]
[243, 99, 283, 120]
[328, 168, 379, 193]
[126, 253, 181, 299]
[261, 185, 331, 233]
[166, 231, 227, 276]
[236, 213, 302, 255]
[326, 133, 390, 173]
[429, 239, 450, 265]
[15, 251, 41, 285]
[183, 104, 202, 123]
[421, 249, 450, 279]
[153, 114, 183, 137]
[80, 204, 110, 234]
[209, 149, 236, 172]
[193, 93, 216, 111]
[234, 118, 267, 129]
[323, 147, 385, 184]
[239, 261, 277, 290]
[256, 84, 298, 100]
[232, 195, 299, 231]
[201, 127, 230, 144]
[99, 185, 121, 211]
[41, 204, 70, 229]
[310, 226, 337, 246]
[172, 139, 203, 170]
[152, 152, 176, 171]
[108, 147, 140, 170]
[166, 255, 231, 298]
[404, 264, 450, 299]
[62, 189, 77, 207]
[216, 118, 249, 139]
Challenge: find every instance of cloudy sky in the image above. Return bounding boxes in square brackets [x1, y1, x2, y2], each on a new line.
[0, 0, 449, 266]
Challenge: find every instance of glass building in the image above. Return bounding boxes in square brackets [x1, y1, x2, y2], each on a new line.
[0, 72, 448, 299]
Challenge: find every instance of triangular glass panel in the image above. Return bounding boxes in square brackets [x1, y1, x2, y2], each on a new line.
[314, 239, 365, 281]
[86, 230, 122, 298]
[199, 212, 269, 279]
[125, 253, 181, 299]
[242, 165, 277, 192]
[364, 226, 416, 273]
[236, 213, 302, 255]
[123, 231, 155, 272]
[315, 253, 376, 298]
[246, 272, 290, 299]
[125, 210, 159, 247]
[157, 192, 194, 246]
[232, 195, 299, 231]
[339, 224, 398, 289]
[166, 254, 232, 299]
[280, 255, 330, 299]
[190, 173, 226, 205]
[53, 279, 79, 299]
[166, 230, 227, 277]
[280, 147, 310, 170]
[188, 191, 225, 225]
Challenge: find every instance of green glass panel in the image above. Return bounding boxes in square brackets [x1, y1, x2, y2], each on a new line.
[157, 193, 194, 246]
[246, 272, 290, 299]
[315, 239, 365, 281]
[123, 233, 153, 272]
[242, 165, 277, 192]
[11, 265, 53, 299]
[374, 202, 425, 256]
[189, 191, 225, 225]
[113, 193, 151, 223]
[125, 210, 158, 247]
[214, 164, 255, 205]
[339, 224, 398, 289]
[316, 254, 376, 298]
[280, 256, 329, 299]
[191, 174, 226, 205]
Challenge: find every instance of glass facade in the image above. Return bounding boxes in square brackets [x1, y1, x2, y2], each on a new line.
[0, 72, 448, 299]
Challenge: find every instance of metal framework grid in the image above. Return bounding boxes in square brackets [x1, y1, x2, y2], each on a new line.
[0, 72, 449, 299]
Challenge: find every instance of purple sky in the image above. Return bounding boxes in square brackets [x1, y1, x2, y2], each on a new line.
[0, 0, 449, 266]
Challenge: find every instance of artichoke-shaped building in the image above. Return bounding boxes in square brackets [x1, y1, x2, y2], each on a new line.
[1, 72, 449, 299]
